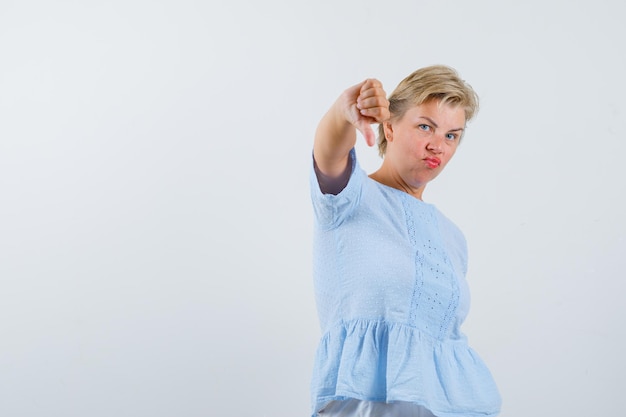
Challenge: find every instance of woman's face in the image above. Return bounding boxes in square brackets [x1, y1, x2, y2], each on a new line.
[383, 100, 466, 192]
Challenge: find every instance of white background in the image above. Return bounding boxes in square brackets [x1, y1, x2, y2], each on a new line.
[1, 1, 625, 416]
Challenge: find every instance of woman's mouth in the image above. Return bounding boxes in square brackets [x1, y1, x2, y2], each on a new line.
[424, 157, 441, 169]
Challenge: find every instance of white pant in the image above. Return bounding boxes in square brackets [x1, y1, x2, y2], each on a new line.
[318, 399, 437, 417]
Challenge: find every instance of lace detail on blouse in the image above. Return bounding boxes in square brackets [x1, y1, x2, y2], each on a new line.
[401, 194, 460, 340]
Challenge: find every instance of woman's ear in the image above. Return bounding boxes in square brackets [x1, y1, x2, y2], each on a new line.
[383, 121, 393, 141]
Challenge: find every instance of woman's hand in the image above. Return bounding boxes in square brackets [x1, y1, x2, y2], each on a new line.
[339, 78, 390, 146]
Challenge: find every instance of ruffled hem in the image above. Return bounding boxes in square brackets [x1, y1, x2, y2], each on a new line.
[311, 319, 501, 417]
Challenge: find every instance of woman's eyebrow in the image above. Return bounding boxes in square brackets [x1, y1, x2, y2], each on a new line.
[418, 116, 438, 128]
[418, 116, 464, 132]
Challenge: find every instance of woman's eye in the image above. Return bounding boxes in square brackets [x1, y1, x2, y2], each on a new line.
[418, 124, 431, 132]
[446, 133, 458, 141]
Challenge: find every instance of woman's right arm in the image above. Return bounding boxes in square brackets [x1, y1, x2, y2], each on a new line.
[313, 78, 389, 195]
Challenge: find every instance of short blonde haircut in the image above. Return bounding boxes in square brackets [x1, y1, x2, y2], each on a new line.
[377, 65, 479, 156]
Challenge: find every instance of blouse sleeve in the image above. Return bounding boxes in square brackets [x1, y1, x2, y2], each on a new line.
[310, 148, 365, 231]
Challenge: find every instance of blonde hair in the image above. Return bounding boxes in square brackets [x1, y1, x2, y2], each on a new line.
[377, 65, 479, 156]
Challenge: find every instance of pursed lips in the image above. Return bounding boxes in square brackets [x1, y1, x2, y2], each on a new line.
[424, 157, 441, 169]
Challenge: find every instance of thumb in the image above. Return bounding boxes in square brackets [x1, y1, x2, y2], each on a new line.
[355, 120, 376, 147]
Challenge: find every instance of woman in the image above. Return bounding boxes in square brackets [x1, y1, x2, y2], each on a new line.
[309, 65, 501, 417]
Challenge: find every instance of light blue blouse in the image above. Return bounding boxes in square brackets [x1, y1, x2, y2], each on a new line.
[310, 149, 501, 417]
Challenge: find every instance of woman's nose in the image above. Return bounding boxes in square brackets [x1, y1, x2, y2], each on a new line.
[426, 135, 444, 153]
